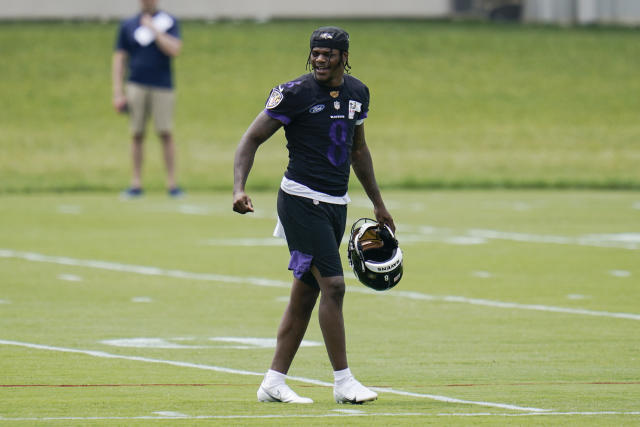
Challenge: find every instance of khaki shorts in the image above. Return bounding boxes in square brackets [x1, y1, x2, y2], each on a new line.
[126, 82, 175, 134]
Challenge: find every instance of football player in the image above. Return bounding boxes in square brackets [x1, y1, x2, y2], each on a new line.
[233, 26, 395, 404]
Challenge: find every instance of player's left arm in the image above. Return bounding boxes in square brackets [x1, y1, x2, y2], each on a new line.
[351, 124, 396, 233]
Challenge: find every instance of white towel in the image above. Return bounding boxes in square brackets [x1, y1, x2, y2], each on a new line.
[133, 12, 174, 46]
[273, 216, 287, 241]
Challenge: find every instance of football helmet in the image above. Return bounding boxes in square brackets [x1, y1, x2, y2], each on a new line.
[347, 218, 403, 291]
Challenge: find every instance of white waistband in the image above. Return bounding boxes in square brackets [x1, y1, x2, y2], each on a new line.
[280, 176, 350, 205]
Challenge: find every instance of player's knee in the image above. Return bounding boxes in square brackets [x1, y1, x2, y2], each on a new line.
[294, 292, 318, 315]
[321, 277, 345, 302]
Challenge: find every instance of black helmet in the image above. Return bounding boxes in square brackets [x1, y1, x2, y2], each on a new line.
[347, 218, 403, 291]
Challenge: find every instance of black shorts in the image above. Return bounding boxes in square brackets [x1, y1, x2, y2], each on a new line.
[277, 189, 347, 289]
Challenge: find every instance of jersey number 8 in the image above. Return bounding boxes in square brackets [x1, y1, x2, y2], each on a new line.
[327, 120, 348, 167]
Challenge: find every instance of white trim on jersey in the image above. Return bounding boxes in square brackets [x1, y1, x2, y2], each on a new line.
[273, 176, 351, 240]
[280, 176, 350, 205]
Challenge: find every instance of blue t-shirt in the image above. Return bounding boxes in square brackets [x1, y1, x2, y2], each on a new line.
[264, 73, 370, 196]
[115, 12, 180, 89]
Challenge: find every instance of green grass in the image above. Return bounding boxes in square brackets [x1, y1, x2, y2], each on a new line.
[1, 190, 639, 425]
[1, 19, 638, 424]
[0, 20, 639, 193]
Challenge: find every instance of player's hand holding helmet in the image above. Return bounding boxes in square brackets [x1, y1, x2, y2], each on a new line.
[347, 218, 403, 291]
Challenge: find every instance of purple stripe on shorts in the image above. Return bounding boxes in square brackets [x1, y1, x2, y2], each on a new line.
[264, 109, 291, 125]
[288, 250, 313, 279]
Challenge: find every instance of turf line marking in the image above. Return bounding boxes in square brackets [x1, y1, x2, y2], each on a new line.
[0, 412, 638, 421]
[401, 226, 640, 250]
[3, 248, 640, 321]
[57, 273, 82, 282]
[0, 249, 287, 289]
[152, 411, 188, 418]
[0, 384, 249, 387]
[392, 293, 640, 321]
[0, 339, 549, 413]
[468, 229, 640, 250]
[3, 380, 638, 388]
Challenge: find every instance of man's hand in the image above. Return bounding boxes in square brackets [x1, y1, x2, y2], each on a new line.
[112, 94, 127, 113]
[233, 191, 254, 214]
[374, 206, 395, 234]
[140, 14, 155, 30]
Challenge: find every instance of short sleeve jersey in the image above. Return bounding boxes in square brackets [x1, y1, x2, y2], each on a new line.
[264, 73, 370, 197]
[114, 12, 180, 89]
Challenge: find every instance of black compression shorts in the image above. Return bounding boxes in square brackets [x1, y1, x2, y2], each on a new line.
[277, 189, 347, 289]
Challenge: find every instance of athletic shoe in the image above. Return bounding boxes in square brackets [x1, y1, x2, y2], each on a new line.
[257, 383, 313, 404]
[168, 187, 185, 198]
[120, 187, 143, 199]
[334, 377, 378, 404]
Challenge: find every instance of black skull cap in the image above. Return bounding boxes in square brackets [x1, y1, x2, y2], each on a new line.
[310, 26, 349, 51]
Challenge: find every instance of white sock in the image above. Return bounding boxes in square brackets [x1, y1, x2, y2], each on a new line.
[262, 369, 286, 388]
[333, 367, 353, 385]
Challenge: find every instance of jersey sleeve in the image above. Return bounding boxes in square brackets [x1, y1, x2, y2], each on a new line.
[167, 16, 180, 39]
[357, 85, 370, 124]
[114, 21, 130, 52]
[263, 80, 305, 125]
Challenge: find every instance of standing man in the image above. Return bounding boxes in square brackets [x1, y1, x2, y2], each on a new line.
[233, 26, 396, 404]
[112, 0, 183, 198]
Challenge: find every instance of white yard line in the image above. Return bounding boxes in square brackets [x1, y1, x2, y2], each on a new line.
[398, 226, 640, 250]
[1, 411, 638, 422]
[468, 229, 640, 250]
[2, 248, 639, 321]
[0, 339, 549, 413]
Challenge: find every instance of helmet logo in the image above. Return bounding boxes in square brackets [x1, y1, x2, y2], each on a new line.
[374, 258, 401, 272]
[319, 32, 334, 39]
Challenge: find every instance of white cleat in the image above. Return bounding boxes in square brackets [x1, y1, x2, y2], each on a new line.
[257, 383, 313, 404]
[334, 377, 378, 404]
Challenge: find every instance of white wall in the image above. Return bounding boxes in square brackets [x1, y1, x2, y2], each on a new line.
[3, 0, 638, 24]
[0, 0, 451, 20]
[523, 0, 640, 24]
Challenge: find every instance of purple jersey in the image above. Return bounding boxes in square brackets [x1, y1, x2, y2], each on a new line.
[264, 73, 370, 196]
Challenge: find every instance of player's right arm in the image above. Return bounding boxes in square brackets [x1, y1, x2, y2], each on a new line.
[111, 49, 128, 112]
[233, 111, 282, 214]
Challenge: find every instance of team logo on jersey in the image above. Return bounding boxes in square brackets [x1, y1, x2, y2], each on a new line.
[266, 88, 283, 109]
[348, 100, 362, 119]
[309, 104, 325, 114]
[334, 101, 340, 110]
[330, 91, 339, 98]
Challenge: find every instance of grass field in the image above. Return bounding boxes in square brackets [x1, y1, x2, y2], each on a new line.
[1, 190, 639, 425]
[1, 17, 639, 425]
[1, 20, 639, 192]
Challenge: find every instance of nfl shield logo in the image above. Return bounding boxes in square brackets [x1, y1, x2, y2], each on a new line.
[334, 101, 340, 110]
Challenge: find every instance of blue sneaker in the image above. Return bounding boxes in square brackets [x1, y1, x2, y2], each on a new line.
[168, 187, 185, 198]
[120, 187, 143, 199]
